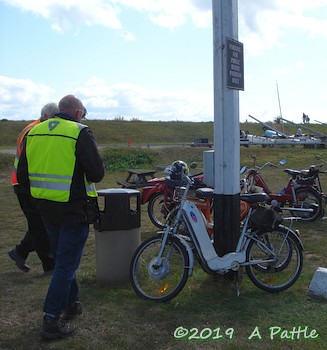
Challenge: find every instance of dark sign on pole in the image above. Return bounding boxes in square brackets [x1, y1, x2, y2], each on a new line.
[226, 37, 244, 90]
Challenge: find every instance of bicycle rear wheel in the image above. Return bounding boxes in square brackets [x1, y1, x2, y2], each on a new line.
[147, 192, 176, 229]
[130, 236, 190, 301]
[245, 227, 303, 293]
[290, 187, 322, 221]
[251, 231, 292, 273]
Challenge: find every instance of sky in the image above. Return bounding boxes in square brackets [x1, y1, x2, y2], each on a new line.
[1, 0, 327, 124]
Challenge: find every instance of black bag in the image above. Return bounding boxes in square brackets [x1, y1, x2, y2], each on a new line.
[296, 176, 315, 186]
[249, 206, 283, 232]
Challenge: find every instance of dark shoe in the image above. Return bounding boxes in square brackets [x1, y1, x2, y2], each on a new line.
[8, 248, 30, 272]
[40, 315, 76, 340]
[62, 302, 83, 320]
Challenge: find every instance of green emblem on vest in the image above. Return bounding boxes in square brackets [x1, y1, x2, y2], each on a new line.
[49, 120, 60, 131]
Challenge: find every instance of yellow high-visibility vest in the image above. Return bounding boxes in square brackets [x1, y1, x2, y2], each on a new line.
[26, 117, 97, 202]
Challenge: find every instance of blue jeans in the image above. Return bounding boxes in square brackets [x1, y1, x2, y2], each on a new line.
[43, 221, 89, 318]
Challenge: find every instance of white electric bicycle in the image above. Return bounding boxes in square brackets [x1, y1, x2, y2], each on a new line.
[130, 174, 303, 302]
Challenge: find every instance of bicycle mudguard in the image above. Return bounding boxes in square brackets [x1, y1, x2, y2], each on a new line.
[172, 234, 195, 276]
[278, 225, 304, 251]
[141, 184, 161, 204]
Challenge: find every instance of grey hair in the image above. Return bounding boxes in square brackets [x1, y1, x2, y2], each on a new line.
[41, 102, 58, 119]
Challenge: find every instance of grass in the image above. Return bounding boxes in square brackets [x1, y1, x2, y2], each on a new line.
[1, 119, 327, 148]
[0, 137, 327, 349]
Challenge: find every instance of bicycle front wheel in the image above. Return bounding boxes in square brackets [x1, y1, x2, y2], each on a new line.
[130, 236, 190, 301]
[245, 227, 303, 293]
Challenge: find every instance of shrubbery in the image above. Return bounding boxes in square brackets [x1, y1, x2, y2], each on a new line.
[101, 147, 156, 171]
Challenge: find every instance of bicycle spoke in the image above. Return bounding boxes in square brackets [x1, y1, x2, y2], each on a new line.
[130, 236, 189, 301]
[246, 228, 302, 292]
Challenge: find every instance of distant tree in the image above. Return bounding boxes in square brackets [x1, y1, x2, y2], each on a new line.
[114, 115, 125, 121]
[130, 117, 142, 122]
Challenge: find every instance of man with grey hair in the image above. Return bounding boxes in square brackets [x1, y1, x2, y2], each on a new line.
[8, 102, 58, 273]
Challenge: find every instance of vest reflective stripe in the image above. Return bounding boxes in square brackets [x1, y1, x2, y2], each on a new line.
[30, 180, 71, 191]
[85, 180, 97, 197]
[26, 118, 97, 201]
[11, 119, 41, 185]
[29, 173, 72, 181]
[29, 172, 72, 193]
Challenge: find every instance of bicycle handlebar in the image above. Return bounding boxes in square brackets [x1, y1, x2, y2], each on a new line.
[254, 162, 278, 171]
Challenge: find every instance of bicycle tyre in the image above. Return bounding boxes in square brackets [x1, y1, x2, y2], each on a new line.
[130, 235, 190, 301]
[251, 230, 292, 273]
[147, 192, 176, 229]
[290, 187, 322, 222]
[245, 226, 303, 293]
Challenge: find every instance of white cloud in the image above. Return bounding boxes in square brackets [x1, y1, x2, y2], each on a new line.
[2, 0, 122, 33]
[2, 0, 327, 123]
[0, 75, 212, 121]
[239, 0, 327, 55]
[0, 76, 54, 120]
[121, 30, 135, 41]
[74, 77, 213, 121]
[2, 0, 212, 33]
[3, 0, 327, 53]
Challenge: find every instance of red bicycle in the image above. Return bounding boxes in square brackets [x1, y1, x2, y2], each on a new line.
[244, 155, 324, 222]
[141, 162, 205, 229]
[144, 163, 250, 230]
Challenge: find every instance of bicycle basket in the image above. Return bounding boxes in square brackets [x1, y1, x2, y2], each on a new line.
[249, 206, 283, 232]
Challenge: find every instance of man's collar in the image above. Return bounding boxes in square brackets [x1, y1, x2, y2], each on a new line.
[54, 112, 78, 122]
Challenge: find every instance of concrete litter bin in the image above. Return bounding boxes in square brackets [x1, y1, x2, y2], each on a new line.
[95, 188, 141, 286]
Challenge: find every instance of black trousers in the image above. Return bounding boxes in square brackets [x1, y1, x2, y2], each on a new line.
[15, 192, 54, 271]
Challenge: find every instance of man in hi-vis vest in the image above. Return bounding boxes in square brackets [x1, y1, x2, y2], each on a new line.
[8, 103, 57, 273]
[17, 95, 104, 340]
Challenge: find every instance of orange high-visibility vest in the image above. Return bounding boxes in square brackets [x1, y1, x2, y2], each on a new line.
[11, 119, 41, 185]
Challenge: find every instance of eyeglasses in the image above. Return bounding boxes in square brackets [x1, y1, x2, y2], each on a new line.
[76, 108, 88, 120]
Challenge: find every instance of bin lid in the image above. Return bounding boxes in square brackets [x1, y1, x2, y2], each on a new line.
[97, 188, 140, 196]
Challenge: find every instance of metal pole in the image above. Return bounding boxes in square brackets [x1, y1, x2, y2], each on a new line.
[276, 81, 285, 133]
[212, 0, 240, 256]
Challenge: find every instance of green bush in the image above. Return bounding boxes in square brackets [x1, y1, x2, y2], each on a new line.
[101, 147, 156, 171]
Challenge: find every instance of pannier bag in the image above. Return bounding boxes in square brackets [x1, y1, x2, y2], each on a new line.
[249, 206, 283, 232]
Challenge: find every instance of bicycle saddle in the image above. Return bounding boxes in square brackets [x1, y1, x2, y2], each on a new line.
[240, 193, 269, 203]
[195, 187, 214, 198]
[284, 169, 301, 176]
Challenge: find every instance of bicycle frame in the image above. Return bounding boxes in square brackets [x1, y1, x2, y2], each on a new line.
[247, 168, 321, 216]
[141, 172, 205, 205]
[130, 174, 304, 301]
[141, 178, 173, 205]
[181, 200, 247, 272]
[160, 177, 302, 276]
[247, 169, 296, 202]
[173, 187, 250, 238]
